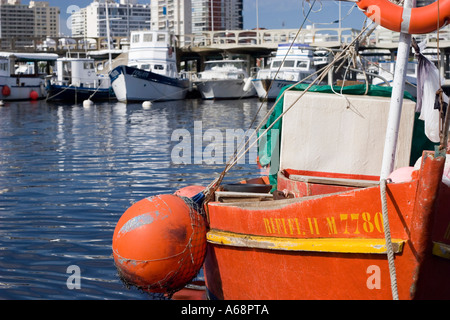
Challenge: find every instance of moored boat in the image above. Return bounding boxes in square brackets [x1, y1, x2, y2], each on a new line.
[0, 52, 57, 101]
[46, 57, 115, 103]
[251, 43, 328, 100]
[203, 85, 450, 299]
[111, 0, 450, 301]
[109, 30, 189, 103]
[195, 59, 256, 100]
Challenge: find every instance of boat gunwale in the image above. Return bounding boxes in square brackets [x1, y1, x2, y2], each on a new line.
[206, 228, 406, 254]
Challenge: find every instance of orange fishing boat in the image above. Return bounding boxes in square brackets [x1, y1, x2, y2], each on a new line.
[200, 0, 450, 301]
[112, 0, 450, 301]
[203, 85, 450, 300]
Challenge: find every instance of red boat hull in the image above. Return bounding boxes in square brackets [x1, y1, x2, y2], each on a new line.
[204, 151, 450, 299]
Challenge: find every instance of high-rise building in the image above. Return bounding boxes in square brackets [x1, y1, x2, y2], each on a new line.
[0, 0, 59, 47]
[29, 1, 60, 37]
[191, 0, 243, 34]
[150, 0, 191, 45]
[71, 0, 151, 38]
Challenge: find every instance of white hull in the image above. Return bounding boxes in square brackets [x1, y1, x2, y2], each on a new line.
[110, 66, 188, 102]
[196, 79, 256, 100]
[252, 79, 296, 100]
[0, 76, 47, 101]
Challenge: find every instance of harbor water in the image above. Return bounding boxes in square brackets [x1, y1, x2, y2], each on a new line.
[0, 98, 268, 299]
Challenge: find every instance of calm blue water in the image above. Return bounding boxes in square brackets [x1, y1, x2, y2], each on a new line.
[0, 98, 268, 299]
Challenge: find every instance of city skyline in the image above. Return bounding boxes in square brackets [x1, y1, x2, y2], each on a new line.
[14, 0, 367, 36]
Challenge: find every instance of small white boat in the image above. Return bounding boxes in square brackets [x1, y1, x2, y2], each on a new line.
[0, 52, 58, 101]
[47, 57, 115, 103]
[110, 30, 189, 103]
[371, 61, 418, 98]
[252, 43, 328, 100]
[195, 59, 256, 100]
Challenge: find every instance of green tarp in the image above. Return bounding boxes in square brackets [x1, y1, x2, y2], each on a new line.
[258, 84, 437, 188]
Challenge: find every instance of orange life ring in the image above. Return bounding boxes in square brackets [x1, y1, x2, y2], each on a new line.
[357, 0, 450, 34]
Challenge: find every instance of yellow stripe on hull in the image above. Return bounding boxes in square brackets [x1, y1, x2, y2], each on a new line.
[207, 229, 405, 254]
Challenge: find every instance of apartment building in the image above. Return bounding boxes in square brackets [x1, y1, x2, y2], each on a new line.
[150, 0, 191, 44]
[71, 0, 151, 38]
[29, 1, 60, 37]
[0, 0, 34, 39]
[0, 0, 59, 38]
[192, 0, 243, 34]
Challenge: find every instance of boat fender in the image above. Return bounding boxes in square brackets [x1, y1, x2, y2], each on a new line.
[83, 99, 93, 107]
[243, 77, 253, 92]
[388, 166, 416, 183]
[142, 101, 152, 108]
[2, 85, 11, 97]
[174, 185, 205, 198]
[112, 194, 207, 295]
[30, 90, 39, 100]
[357, 0, 450, 34]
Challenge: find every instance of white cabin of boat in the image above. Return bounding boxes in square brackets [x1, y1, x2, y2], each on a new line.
[0, 52, 57, 79]
[197, 60, 250, 80]
[257, 43, 327, 81]
[127, 30, 179, 79]
[55, 57, 109, 89]
[0, 52, 58, 100]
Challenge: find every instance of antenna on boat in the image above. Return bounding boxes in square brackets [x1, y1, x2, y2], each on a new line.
[105, 1, 112, 72]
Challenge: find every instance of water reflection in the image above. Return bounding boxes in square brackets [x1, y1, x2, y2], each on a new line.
[0, 98, 269, 299]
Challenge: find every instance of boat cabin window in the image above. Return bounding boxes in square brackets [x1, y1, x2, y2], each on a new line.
[157, 34, 166, 42]
[132, 34, 140, 43]
[204, 61, 246, 71]
[283, 60, 295, 68]
[129, 64, 138, 69]
[143, 33, 153, 42]
[141, 64, 151, 71]
[84, 62, 94, 70]
[154, 65, 164, 70]
[0, 61, 8, 72]
[296, 60, 309, 68]
[272, 60, 296, 69]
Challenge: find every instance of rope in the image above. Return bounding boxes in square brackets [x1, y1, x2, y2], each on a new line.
[88, 76, 108, 101]
[199, 23, 375, 208]
[380, 179, 399, 300]
[46, 83, 75, 101]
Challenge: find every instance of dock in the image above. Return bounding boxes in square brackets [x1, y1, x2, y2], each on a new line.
[3, 26, 450, 85]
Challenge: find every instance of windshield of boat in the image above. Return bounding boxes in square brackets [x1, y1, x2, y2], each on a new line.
[271, 59, 309, 69]
[84, 62, 95, 70]
[204, 61, 246, 71]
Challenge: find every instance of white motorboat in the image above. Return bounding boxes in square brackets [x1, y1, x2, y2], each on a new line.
[371, 60, 418, 98]
[0, 52, 58, 101]
[109, 30, 189, 103]
[195, 59, 256, 99]
[252, 43, 328, 100]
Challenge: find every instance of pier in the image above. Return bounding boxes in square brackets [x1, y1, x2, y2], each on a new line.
[3, 26, 450, 82]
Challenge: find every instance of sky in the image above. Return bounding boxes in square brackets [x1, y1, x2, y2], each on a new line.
[22, 0, 368, 36]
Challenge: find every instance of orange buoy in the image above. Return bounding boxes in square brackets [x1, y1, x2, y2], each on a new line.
[2, 85, 11, 97]
[112, 194, 207, 295]
[174, 185, 205, 198]
[357, 0, 450, 34]
[30, 90, 39, 100]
